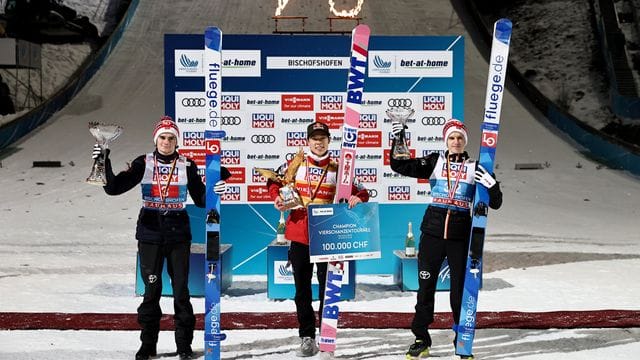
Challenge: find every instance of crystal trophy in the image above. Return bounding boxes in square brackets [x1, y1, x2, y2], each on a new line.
[386, 107, 415, 160]
[86, 122, 123, 185]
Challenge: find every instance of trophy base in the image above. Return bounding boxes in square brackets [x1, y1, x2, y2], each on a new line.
[86, 177, 107, 186]
[392, 153, 412, 160]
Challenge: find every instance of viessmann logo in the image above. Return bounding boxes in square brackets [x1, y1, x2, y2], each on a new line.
[281, 94, 313, 111]
[247, 185, 272, 202]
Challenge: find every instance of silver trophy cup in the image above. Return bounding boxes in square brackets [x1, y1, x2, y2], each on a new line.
[386, 107, 415, 160]
[86, 122, 123, 185]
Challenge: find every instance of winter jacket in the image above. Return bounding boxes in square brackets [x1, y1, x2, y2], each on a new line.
[103, 150, 206, 244]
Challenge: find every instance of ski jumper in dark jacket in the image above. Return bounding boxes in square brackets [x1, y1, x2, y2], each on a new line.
[390, 145, 502, 348]
[103, 149, 205, 351]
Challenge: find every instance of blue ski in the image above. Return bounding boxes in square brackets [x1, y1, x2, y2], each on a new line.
[455, 18, 512, 357]
[203, 26, 227, 360]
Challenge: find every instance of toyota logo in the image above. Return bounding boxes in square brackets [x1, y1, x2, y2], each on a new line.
[367, 189, 378, 198]
[251, 134, 276, 144]
[387, 98, 412, 107]
[421, 116, 446, 126]
[221, 116, 241, 126]
[181, 98, 206, 107]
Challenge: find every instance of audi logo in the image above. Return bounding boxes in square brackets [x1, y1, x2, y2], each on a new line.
[387, 98, 412, 107]
[181, 98, 206, 107]
[422, 116, 446, 126]
[285, 152, 296, 161]
[221, 116, 241, 126]
[367, 189, 378, 198]
[251, 134, 276, 144]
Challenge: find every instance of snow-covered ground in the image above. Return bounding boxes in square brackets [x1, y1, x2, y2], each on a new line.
[1, 0, 640, 359]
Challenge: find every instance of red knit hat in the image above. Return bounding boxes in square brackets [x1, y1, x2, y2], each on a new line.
[153, 116, 180, 144]
[442, 118, 468, 143]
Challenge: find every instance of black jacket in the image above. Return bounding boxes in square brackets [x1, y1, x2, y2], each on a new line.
[104, 150, 206, 244]
[390, 149, 502, 240]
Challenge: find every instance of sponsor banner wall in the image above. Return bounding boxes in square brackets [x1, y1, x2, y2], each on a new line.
[165, 34, 464, 274]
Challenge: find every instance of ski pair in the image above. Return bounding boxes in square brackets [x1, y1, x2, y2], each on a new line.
[455, 18, 512, 357]
[318, 24, 371, 355]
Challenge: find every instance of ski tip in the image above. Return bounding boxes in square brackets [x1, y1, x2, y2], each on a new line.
[494, 18, 512, 44]
[353, 23, 371, 36]
[205, 26, 222, 49]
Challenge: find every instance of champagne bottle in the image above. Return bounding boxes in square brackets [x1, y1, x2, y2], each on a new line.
[405, 221, 415, 257]
[276, 211, 286, 244]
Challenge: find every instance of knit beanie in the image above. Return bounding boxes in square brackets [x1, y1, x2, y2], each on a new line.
[442, 118, 468, 143]
[153, 116, 180, 144]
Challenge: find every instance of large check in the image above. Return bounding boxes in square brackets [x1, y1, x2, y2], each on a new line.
[308, 202, 381, 263]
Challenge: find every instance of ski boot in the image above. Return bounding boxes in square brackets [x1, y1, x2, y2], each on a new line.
[406, 339, 430, 359]
[296, 336, 319, 357]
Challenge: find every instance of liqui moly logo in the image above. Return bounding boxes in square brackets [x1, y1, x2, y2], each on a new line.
[221, 95, 240, 110]
[307, 167, 327, 182]
[388, 185, 411, 201]
[320, 95, 343, 110]
[221, 150, 241, 165]
[154, 165, 179, 182]
[359, 114, 377, 128]
[355, 168, 377, 183]
[182, 131, 204, 147]
[221, 186, 241, 201]
[440, 162, 469, 179]
[423, 95, 446, 111]
[252, 168, 273, 182]
[328, 149, 340, 163]
[252, 113, 275, 128]
[286, 132, 308, 147]
[389, 131, 411, 146]
[423, 149, 445, 157]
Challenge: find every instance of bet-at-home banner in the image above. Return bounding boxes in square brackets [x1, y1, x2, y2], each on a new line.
[164, 34, 463, 205]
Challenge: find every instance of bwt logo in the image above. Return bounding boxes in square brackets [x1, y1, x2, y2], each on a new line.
[388, 186, 411, 201]
[359, 113, 377, 128]
[320, 95, 343, 110]
[182, 131, 204, 147]
[423, 95, 446, 111]
[252, 113, 275, 128]
[342, 126, 358, 149]
[221, 186, 241, 201]
[286, 132, 308, 147]
[252, 168, 273, 182]
[355, 168, 377, 183]
[221, 150, 241, 165]
[389, 131, 411, 146]
[221, 95, 240, 110]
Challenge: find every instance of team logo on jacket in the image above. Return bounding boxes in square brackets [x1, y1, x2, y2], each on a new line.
[221, 95, 240, 110]
[440, 162, 468, 179]
[423, 95, 445, 111]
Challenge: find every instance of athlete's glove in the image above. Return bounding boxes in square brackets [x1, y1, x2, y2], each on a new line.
[92, 144, 103, 160]
[474, 164, 497, 188]
[391, 121, 407, 136]
[213, 180, 227, 195]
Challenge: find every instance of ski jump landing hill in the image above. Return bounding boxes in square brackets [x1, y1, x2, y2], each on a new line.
[0, 0, 639, 329]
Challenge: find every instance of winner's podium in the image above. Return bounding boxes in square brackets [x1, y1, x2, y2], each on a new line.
[135, 243, 232, 297]
[393, 250, 451, 291]
[267, 240, 356, 300]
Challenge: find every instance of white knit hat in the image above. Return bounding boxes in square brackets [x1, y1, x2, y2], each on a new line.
[442, 118, 468, 144]
[153, 116, 180, 144]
